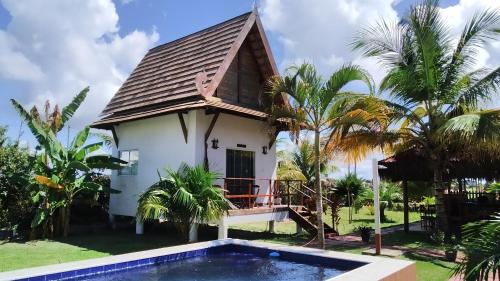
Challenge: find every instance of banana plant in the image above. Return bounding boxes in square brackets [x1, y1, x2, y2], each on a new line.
[11, 87, 125, 237]
[28, 126, 124, 237]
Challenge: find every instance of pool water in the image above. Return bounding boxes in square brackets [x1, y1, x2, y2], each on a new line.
[83, 252, 345, 281]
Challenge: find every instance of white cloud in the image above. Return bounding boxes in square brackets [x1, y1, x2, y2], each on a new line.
[0, 31, 43, 81]
[261, 0, 500, 178]
[261, 0, 399, 178]
[440, 0, 500, 70]
[260, 0, 399, 79]
[0, 0, 158, 129]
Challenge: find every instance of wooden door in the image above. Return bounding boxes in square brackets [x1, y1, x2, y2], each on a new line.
[226, 149, 255, 199]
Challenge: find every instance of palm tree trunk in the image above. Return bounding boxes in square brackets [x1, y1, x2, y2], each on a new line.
[432, 163, 448, 232]
[314, 129, 325, 249]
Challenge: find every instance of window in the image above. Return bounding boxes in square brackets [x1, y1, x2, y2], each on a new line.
[118, 150, 139, 175]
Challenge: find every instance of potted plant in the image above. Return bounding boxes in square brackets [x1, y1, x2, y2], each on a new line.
[431, 231, 458, 262]
[356, 225, 372, 243]
[444, 244, 458, 262]
[444, 235, 459, 262]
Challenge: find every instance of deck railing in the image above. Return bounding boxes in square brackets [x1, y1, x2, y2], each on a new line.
[443, 190, 500, 224]
[216, 178, 333, 210]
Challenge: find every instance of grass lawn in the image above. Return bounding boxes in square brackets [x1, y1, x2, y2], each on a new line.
[0, 208, 454, 281]
[0, 230, 183, 272]
[231, 206, 420, 235]
[260, 231, 456, 281]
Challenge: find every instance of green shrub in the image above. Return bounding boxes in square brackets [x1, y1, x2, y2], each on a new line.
[366, 205, 375, 215]
[0, 127, 34, 237]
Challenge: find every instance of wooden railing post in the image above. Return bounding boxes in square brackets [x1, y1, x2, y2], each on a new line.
[287, 180, 291, 208]
[248, 182, 251, 209]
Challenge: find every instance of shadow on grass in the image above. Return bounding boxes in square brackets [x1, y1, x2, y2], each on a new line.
[3, 222, 310, 256]
[381, 231, 436, 248]
[403, 251, 455, 269]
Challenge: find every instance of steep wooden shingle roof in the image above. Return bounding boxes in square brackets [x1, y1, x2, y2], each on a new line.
[92, 10, 279, 129]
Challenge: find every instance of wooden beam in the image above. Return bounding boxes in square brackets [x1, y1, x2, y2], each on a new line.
[204, 112, 220, 170]
[268, 129, 280, 148]
[111, 126, 119, 148]
[177, 112, 188, 143]
[203, 13, 257, 98]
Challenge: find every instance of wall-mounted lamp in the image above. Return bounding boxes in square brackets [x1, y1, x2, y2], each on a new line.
[211, 138, 219, 149]
[262, 145, 268, 155]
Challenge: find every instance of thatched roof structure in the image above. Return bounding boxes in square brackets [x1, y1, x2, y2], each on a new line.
[378, 148, 500, 181]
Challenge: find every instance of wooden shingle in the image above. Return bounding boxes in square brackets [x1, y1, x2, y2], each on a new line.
[93, 10, 280, 129]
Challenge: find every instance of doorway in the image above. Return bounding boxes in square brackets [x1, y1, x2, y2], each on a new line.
[226, 149, 255, 206]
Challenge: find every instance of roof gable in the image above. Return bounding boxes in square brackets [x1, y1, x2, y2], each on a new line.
[95, 10, 279, 127]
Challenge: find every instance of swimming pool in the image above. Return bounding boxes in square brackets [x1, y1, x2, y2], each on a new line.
[0, 239, 415, 281]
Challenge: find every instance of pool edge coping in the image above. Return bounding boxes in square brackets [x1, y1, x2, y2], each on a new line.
[0, 239, 415, 281]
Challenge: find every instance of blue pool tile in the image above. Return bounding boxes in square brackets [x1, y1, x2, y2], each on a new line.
[88, 265, 104, 275]
[45, 272, 61, 281]
[104, 263, 116, 272]
[115, 261, 128, 270]
[61, 270, 76, 279]
[127, 260, 138, 268]
[75, 267, 91, 277]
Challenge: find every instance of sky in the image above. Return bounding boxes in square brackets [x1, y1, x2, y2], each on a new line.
[0, 0, 499, 179]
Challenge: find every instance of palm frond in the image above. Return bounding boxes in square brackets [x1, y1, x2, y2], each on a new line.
[439, 109, 500, 145]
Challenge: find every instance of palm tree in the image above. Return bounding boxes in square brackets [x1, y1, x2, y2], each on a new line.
[137, 164, 229, 241]
[268, 63, 384, 248]
[351, 0, 500, 231]
[335, 173, 366, 223]
[277, 139, 335, 187]
[455, 213, 500, 281]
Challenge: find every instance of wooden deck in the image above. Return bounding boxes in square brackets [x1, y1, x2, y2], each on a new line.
[227, 205, 302, 216]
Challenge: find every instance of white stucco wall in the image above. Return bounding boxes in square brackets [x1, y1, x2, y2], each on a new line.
[109, 112, 198, 216]
[109, 110, 277, 217]
[207, 113, 277, 203]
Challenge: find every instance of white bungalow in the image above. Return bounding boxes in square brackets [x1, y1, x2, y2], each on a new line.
[92, 10, 332, 241]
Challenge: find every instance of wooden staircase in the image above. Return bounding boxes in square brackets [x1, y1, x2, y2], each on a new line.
[289, 207, 337, 236]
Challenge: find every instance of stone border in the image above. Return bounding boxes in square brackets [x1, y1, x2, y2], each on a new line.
[0, 239, 415, 281]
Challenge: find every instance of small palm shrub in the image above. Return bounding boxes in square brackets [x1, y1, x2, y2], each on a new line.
[454, 213, 500, 281]
[137, 164, 229, 241]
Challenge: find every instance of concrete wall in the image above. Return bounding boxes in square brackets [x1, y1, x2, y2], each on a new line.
[109, 110, 277, 217]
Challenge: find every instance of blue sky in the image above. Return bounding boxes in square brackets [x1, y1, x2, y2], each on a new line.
[0, 0, 497, 179]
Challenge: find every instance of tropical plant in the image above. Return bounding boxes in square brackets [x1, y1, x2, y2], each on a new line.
[0, 127, 34, 237]
[268, 62, 384, 248]
[10, 88, 124, 237]
[276, 139, 335, 186]
[455, 213, 500, 281]
[486, 182, 500, 193]
[11, 87, 89, 136]
[357, 181, 402, 222]
[335, 173, 366, 222]
[28, 127, 123, 237]
[137, 164, 229, 241]
[350, 0, 500, 231]
[420, 196, 436, 206]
